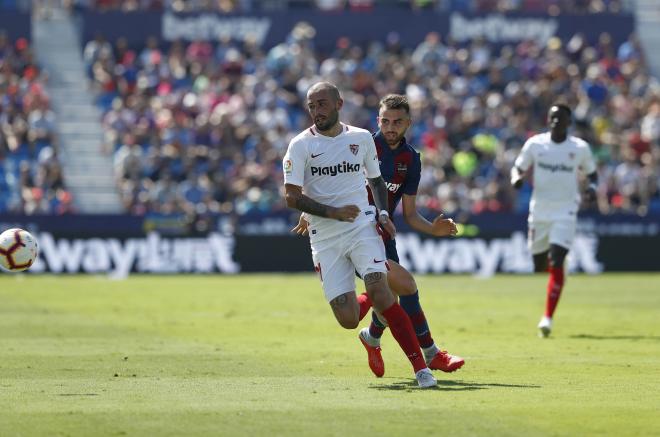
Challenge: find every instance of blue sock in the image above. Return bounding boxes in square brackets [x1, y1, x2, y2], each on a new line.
[399, 291, 434, 349]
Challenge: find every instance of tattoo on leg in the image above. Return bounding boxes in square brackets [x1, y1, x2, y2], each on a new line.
[330, 294, 349, 310]
[364, 272, 384, 286]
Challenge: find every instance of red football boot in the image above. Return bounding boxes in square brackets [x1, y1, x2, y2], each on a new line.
[427, 350, 465, 373]
[358, 328, 384, 377]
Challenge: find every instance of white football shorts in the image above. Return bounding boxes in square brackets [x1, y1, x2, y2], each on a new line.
[311, 223, 387, 302]
[528, 220, 576, 254]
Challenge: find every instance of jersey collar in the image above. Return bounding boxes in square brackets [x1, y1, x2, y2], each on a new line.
[309, 123, 350, 138]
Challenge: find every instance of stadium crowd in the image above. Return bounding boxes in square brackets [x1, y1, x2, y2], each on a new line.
[86, 20, 660, 218]
[0, 34, 74, 214]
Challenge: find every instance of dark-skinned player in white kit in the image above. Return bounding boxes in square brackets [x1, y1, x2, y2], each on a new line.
[511, 103, 598, 338]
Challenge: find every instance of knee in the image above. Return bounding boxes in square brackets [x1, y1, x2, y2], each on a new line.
[399, 276, 417, 296]
[367, 286, 395, 310]
[337, 316, 359, 330]
[388, 264, 417, 296]
[533, 254, 549, 272]
[533, 264, 547, 273]
[549, 255, 566, 268]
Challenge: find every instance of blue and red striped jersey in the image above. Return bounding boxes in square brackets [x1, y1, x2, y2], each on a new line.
[367, 130, 422, 216]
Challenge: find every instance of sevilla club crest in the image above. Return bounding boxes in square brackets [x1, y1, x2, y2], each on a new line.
[568, 152, 575, 160]
[349, 144, 359, 155]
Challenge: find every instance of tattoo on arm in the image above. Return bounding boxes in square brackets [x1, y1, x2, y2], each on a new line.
[295, 195, 332, 218]
[329, 294, 349, 310]
[363, 272, 384, 286]
[368, 176, 389, 213]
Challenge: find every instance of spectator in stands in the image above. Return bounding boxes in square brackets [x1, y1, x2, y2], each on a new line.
[87, 16, 658, 218]
[0, 37, 73, 214]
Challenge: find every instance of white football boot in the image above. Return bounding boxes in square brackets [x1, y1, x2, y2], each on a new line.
[538, 316, 553, 338]
[415, 368, 437, 388]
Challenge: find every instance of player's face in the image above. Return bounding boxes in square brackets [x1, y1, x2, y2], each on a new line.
[307, 90, 342, 132]
[378, 108, 411, 147]
[548, 106, 571, 134]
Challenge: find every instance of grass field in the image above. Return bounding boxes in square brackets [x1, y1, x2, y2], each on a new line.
[0, 273, 659, 436]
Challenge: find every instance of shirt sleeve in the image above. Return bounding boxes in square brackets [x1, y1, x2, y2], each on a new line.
[403, 151, 422, 195]
[363, 134, 381, 178]
[580, 142, 597, 174]
[514, 138, 534, 172]
[283, 138, 306, 187]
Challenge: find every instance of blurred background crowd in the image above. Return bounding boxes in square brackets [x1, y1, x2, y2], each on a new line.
[1, 0, 659, 220]
[86, 22, 659, 218]
[0, 33, 74, 214]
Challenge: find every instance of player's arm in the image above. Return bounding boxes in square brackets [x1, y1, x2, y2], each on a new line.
[510, 165, 525, 189]
[511, 139, 534, 189]
[284, 184, 359, 222]
[364, 134, 396, 236]
[367, 176, 396, 237]
[401, 193, 457, 237]
[283, 139, 358, 222]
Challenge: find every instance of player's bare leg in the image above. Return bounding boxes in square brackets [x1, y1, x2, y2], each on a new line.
[363, 271, 436, 388]
[361, 260, 464, 373]
[329, 292, 360, 329]
[535, 245, 569, 337]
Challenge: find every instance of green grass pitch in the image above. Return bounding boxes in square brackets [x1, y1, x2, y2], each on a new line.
[1, 273, 659, 436]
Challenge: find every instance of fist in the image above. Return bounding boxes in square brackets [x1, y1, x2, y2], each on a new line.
[431, 214, 458, 237]
[332, 205, 360, 222]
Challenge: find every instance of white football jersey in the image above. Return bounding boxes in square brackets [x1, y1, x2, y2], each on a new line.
[283, 123, 381, 243]
[515, 132, 596, 223]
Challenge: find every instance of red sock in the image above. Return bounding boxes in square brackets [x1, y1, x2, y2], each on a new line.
[381, 302, 426, 373]
[357, 292, 372, 321]
[545, 266, 565, 317]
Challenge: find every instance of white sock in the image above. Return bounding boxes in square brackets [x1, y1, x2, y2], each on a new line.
[422, 344, 439, 361]
[360, 328, 380, 347]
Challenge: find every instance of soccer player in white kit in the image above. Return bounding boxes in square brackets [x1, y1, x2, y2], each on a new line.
[283, 82, 436, 387]
[511, 104, 598, 338]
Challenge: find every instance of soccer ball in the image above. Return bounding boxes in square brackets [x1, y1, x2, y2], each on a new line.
[0, 228, 39, 272]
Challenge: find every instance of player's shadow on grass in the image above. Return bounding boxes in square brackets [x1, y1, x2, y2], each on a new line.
[570, 334, 660, 341]
[370, 380, 541, 392]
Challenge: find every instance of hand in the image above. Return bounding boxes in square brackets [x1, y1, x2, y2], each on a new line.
[430, 214, 458, 237]
[331, 205, 361, 222]
[510, 167, 524, 189]
[291, 214, 309, 236]
[378, 214, 397, 238]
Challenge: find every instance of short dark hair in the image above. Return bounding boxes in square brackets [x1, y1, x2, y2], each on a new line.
[551, 103, 572, 117]
[308, 82, 341, 102]
[379, 94, 410, 114]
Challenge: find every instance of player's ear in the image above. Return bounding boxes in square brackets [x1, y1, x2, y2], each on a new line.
[336, 98, 343, 111]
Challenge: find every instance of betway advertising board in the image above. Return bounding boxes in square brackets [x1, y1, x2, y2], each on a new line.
[82, 10, 634, 52]
[1, 213, 657, 275]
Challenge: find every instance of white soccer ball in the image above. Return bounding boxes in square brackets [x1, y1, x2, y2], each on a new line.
[0, 228, 39, 272]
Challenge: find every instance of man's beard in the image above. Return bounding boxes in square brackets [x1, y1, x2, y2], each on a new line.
[314, 111, 339, 131]
[383, 131, 404, 146]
